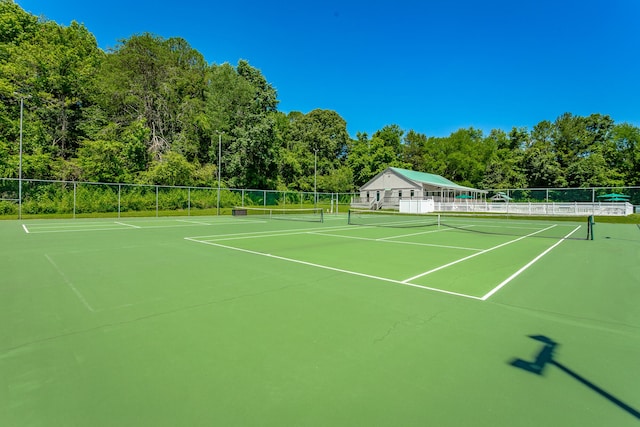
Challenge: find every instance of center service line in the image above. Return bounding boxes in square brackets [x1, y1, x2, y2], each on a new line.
[401, 224, 558, 283]
[480, 226, 582, 300]
[184, 237, 482, 300]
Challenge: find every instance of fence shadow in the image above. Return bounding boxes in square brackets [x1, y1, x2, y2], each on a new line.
[510, 335, 640, 420]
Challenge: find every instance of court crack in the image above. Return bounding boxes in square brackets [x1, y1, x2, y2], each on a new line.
[373, 312, 442, 344]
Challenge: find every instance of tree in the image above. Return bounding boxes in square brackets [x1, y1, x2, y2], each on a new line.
[402, 130, 427, 171]
[99, 34, 207, 160]
[0, 0, 38, 48]
[421, 128, 492, 187]
[206, 60, 280, 189]
[480, 128, 527, 189]
[140, 151, 195, 186]
[284, 109, 351, 191]
[8, 20, 102, 158]
[76, 139, 129, 183]
[610, 123, 640, 185]
[522, 120, 566, 188]
[346, 132, 373, 188]
[550, 113, 618, 186]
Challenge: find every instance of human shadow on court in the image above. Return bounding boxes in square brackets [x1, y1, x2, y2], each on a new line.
[510, 335, 640, 421]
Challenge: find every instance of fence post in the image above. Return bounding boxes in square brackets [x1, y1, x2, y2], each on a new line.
[73, 182, 77, 219]
[156, 186, 159, 218]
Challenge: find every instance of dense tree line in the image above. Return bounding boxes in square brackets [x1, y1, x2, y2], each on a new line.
[1, 1, 639, 193]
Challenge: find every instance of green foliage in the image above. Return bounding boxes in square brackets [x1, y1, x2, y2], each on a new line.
[0, 139, 13, 176]
[76, 139, 129, 183]
[1, 2, 639, 197]
[282, 109, 351, 191]
[0, 200, 16, 215]
[140, 151, 195, 186]
[98, 33, 207, 160]
[318, 165, 353, 193]
[0, 0, 38, 46]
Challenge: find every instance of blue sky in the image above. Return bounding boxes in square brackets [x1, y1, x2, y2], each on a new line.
[16, 0, 640, 137]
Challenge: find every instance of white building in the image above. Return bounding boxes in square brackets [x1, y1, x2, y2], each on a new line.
[355, 167, 487, 209]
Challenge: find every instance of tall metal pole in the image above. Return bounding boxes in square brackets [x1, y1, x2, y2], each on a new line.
[216, 131, 223, 216]
[314, 149, 318, 208]
[18, 97, 23, 220]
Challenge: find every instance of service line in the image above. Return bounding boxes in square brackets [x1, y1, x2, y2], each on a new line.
[184, 237, 482, 300]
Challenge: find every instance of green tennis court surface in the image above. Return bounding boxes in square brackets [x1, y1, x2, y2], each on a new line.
[1, 214, 639, 426]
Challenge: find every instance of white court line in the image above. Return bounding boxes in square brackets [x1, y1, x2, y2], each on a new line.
[176, 218, 266, 226]
[184, 237, 482, 300]
[187, 224, 364, 240]
[45, 254, 95, 312]
[401, 224, 559, 283]
[26, 226, 134, 234]
[115, 221, 141, 229]
[177, 219, 213, 225]
[308, 231, 483, 252]
[24, 219, 265, 234]
[199, 227, 368, 243]
[22, 224, 29, 234]
[229, 218, 268, 224]
[480, 225, 582, 300]
[25, 222, 121, 229]
[376, 227, 454, 241]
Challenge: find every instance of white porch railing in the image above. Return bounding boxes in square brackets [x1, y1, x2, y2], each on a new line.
[350, 197, 633, 216]
[436, 201, 633, 216]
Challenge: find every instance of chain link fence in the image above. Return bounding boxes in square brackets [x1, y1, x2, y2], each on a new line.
[1, 178, 638, 219]
[0, 178, 357, 219]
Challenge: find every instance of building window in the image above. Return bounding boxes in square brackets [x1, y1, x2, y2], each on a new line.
[410, 190, 414, 198]
[399, 190, 403, 199]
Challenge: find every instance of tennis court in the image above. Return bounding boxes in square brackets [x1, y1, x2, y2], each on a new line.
[1, 212, 639, 426]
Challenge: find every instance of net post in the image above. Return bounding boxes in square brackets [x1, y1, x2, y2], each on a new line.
[588, 215, 595, 240]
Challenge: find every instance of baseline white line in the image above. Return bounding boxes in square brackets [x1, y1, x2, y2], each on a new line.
[308, 231, 483, 252]
[184, 237, 482, 300]
[26, 221, 244, 234]
[21, 221, 119, 228]
[176, 219, 211, 225]
[115, 221, 140, 229]
[401, 224, 559, 283]
[22, 224, 29, 234]
[45, 254, 95, 312]
[480, 226, 582, 300]
[26, 226, 135, 234]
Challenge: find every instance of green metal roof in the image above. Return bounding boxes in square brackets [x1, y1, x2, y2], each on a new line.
[389, 167, 482, 192]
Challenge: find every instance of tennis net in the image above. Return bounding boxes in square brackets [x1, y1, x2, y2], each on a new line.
[234, 206, 324, 223]
[347, 209, 590, 240]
